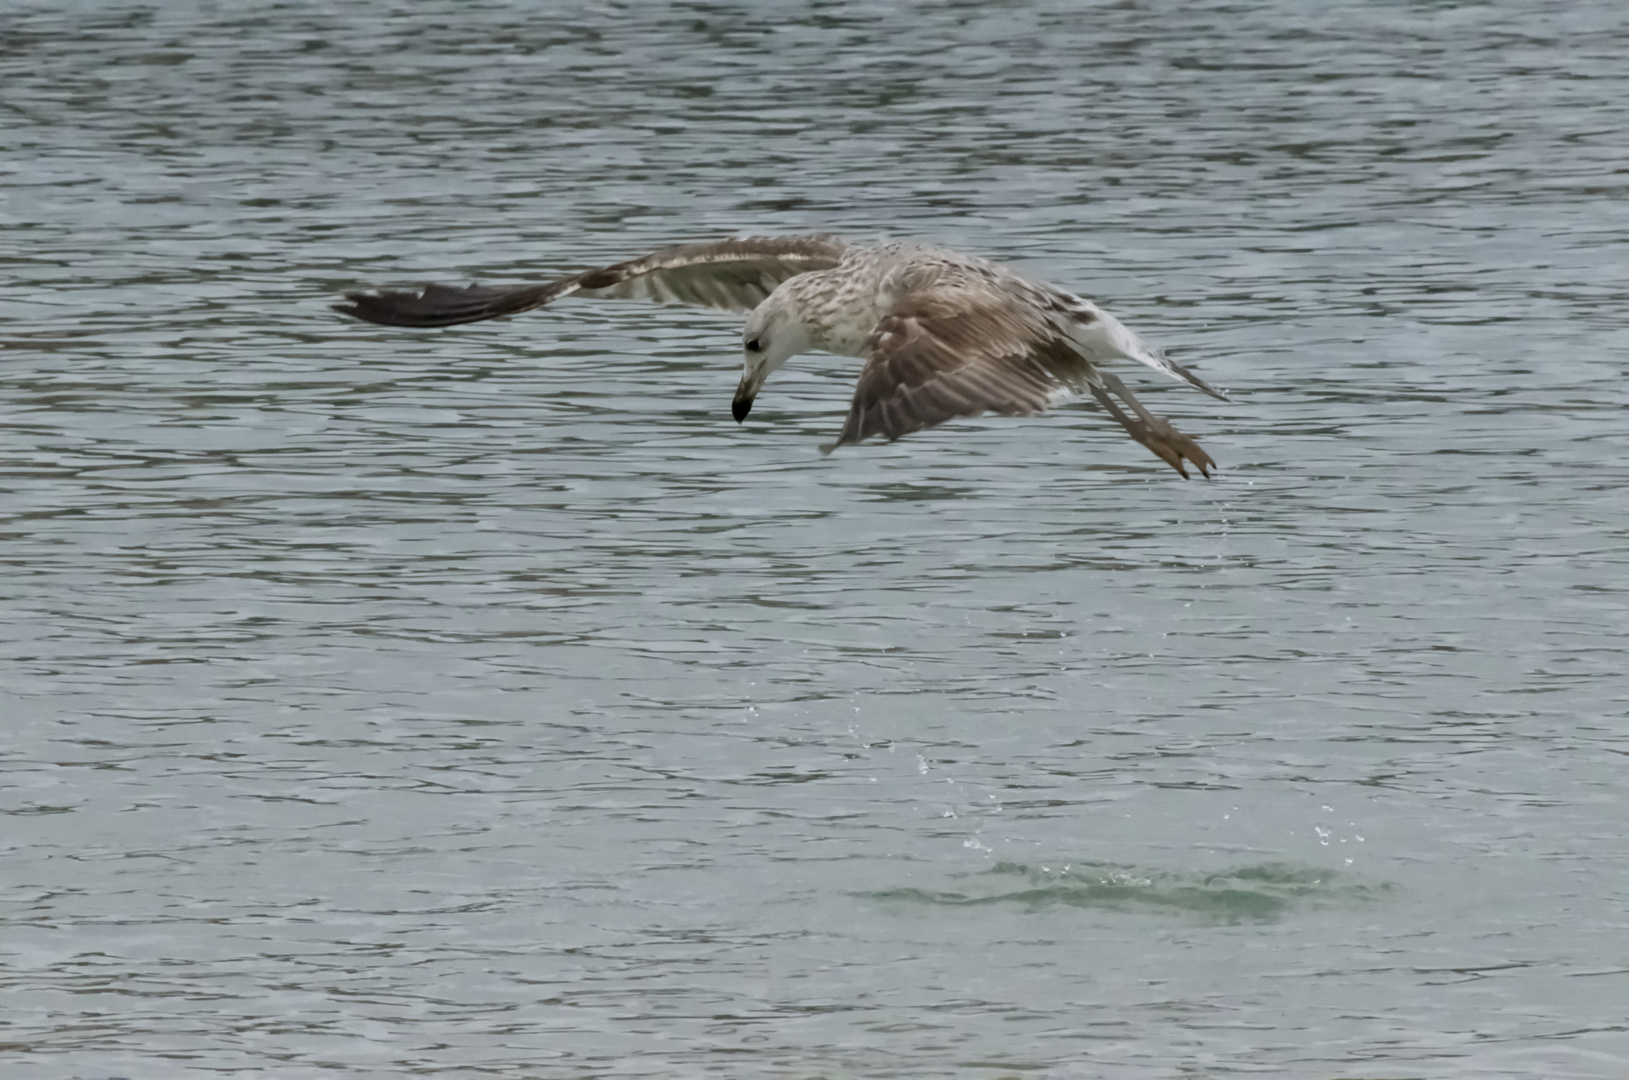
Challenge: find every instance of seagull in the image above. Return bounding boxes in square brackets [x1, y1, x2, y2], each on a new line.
[334, 235, 1226, 477]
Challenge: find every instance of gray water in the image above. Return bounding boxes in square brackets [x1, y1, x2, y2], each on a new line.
[3, 2, 1627, 1078]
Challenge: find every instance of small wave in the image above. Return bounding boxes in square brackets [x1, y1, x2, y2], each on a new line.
[865, 860, 1391, 922]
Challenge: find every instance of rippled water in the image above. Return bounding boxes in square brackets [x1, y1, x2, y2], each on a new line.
[4, 2, 1627, 1078]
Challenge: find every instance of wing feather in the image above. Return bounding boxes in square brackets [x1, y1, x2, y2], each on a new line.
[823, 267, 1216, 476]
[333, 280, 576, 328]
[825, 283, 1081, 450]
[335, 234, 851, 328]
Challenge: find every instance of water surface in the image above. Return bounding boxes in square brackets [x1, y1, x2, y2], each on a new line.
[3, 2, 1627, 1078]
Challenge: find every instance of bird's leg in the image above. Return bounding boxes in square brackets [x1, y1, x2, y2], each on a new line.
[1088, 372, 1216, 479]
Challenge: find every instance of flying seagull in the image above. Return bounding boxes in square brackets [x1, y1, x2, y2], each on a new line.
[334, 235, 1226, 477]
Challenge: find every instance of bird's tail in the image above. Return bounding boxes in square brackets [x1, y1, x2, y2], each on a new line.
[1070, 306, 1229, 401]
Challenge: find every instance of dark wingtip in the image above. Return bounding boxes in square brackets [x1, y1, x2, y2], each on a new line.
[732, 398, 752, 423]
[333, 288, 444, 327]
[332, 281, 567, 328]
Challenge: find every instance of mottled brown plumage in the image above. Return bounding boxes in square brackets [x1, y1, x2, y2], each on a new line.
[335, 234, 1225, 477]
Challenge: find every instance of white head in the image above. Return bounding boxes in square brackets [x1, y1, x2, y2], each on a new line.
[732, 290, 813, 423]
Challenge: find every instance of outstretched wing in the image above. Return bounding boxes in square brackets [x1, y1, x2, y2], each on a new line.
[334, 234, 852, 328]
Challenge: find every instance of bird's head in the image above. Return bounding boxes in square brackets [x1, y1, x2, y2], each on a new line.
[732, 293, 811, 423]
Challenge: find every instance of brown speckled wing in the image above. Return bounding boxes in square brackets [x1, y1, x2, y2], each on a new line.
[826, 277, 1216, 477]
[824, 288, 1080, 451]
[575, 235, 851, 310]
[334, 234, 851, 328]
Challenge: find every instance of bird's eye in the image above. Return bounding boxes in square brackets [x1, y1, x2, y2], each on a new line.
[745, 338, 763, 352]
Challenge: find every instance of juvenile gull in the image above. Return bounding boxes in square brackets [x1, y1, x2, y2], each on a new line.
[335, 235, 1226, 477]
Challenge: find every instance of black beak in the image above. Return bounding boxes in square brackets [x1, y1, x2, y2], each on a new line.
[732, 396, 753, 423]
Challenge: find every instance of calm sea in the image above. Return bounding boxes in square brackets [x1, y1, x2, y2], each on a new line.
[3, 2, 1626, 1077]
